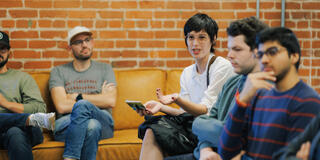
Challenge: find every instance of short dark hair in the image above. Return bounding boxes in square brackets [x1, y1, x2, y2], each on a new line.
[227, 16, 268, 51]
[184, 13, 219, 53]
[256, 27, 301, 69]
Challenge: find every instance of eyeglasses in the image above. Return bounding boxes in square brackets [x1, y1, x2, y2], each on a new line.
[257, 47, 285, 59]
[0, 48, 8, 54]
[71, 37, 92, 46]
[186, 34, 209, 43]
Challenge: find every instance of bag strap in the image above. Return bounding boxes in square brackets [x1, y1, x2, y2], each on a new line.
[207, 55, 218, 87]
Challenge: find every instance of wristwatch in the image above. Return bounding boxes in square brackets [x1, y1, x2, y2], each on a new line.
[76, 93, 83, 102]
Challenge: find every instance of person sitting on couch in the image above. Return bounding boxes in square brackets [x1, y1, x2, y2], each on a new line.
[0, 31, 48, 160]
[219, 27, 320, 160]
[137, 13, 235, 160]
[49, 26, 117, 160]
[192, 16, 268, 160]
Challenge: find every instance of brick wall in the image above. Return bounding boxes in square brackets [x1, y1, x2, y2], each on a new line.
[0, 0, 319, 92]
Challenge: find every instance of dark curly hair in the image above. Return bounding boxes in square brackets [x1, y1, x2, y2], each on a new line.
[227, 16, 268, 51]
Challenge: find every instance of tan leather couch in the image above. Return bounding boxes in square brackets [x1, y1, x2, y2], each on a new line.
[0, 69, 182, 160]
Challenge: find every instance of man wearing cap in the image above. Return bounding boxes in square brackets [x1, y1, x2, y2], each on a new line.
[0, 31, 47, 160]
[49, 26, 117, 160]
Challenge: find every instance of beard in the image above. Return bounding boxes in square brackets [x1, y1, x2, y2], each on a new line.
[275, 66, 291, 83]
[72, 48, 92, 61]
[0, 55, 9, 68]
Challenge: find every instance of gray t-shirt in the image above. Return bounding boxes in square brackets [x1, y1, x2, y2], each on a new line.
[49, 60, 116, 117]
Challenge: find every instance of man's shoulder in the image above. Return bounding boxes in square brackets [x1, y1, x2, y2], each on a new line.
[295, 80, 320, 99]
[91, 60, 112, 68]
[7, 68, 31, 77]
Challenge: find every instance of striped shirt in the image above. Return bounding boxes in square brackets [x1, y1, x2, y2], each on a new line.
[219, 80, 320, 160]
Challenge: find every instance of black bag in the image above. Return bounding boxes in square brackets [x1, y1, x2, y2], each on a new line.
[138, 113, 198, 156]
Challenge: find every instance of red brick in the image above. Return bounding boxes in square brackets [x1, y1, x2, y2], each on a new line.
[291, 12, 311, 19]
[99, 11, 123, 18]
[128, 31, 153, 39]
[167, 40, 185, 49]
[312, 21, 320, 28]
[111, 61, 137, 68]
[0, 10, 6, 17]
[150, 51, 176, 58]
[167, 1, 192, 9]
[54, 0, 80, 8]
[82, 1, 108, 8]
[236, 12, 256, 19]
[260, 2, 275, 9]
[136, 21, 149, 28]
[69, 11, 96, 18]
[53, 20, 65, 28]
[122, 50, 148, 58]
[111, 1, 137, 9]
[222, 2, 247, 9]
[15, 20, 36, 28]
[295, 31, 311, 39]
[95, 21, 108, 28]
[116, 41, 136, 48]
[94, 40, 114, 49]
[123, 21, 135, 28]
[312, 41, 320, 48]
[155, 11, 180, 19]
[297, 21, 309, 29]
[67, 20, 81, 28]
[38, 20, 52, 28]
[140, 40, 164, 48]
[167, 60, 193, 68]
[264, 12, 281, 19]
[180, 11, 198, 19]
[163, 21, 175, 28]
[311, 79, 320, 86]
[29, 40, 56, 49]
[24, 61, 52, 69]
[248, 2, 256, 9]
[12, 50, 40, 58]
[140, 60, 164, 67]
[155, 31, 181, 39]
[10, 40, 27, 48]
[151, 21, 162, 28]
[195, 2, 220, 9]
[43, 50, 69, 58]
[140, 1, 165, 9]
[2, 20, 15, 28]
[109, 20, 122, 28]
[316, 88, 320, 94]
[40, 10, 67, 18]
[207, 12, 235, 19]
[100, 31, 126, 39]
[0, 0, 22, 8]
[40, 31, 67, 39]
[126, 11, 152, 19]
[302, 2, 320, 10]
[299, 68, 316, 76]
[7, 61, 23, 69]
[25, 0, 52, 8]
[285, 21, 296, 28]
[11, 31, 38, 39]
[177, 50, 191, 58]
[9, 10, 37, 18]
[302, 41, 311, 49]
[100, 51, 121, 58]
[286, 2, 301, 9]
[81, 20, 93, 28]
[54, 61, 69, 67]
[57, 41, 68, 49]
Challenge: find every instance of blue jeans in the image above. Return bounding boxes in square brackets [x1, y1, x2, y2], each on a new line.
[192, 116, 223, 160]
[0, 113, 43, 160]
[54, 100, 114, 160]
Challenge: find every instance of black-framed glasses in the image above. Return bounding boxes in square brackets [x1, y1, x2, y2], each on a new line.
[71, 37, 92, 46]
[257, 47, 284, 59]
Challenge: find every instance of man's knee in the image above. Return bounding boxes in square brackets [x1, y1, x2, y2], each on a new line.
[5, 127, 31, 150]
[86, 119, 102, 138]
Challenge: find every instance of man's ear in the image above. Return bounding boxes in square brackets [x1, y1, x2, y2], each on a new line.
[252, 48, 258, 58]
[290, 53, 299, 65]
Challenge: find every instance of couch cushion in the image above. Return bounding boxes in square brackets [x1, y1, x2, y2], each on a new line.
[113, 69, 166, 130]
[165, 69, 183, 109]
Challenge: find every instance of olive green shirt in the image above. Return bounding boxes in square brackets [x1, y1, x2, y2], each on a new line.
[0, 69, 46, 113]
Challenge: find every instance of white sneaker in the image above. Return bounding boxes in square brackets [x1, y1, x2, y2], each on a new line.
[29, 112, 55, 131]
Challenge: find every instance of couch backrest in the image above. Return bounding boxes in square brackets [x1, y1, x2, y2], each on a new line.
[29, 69, 183, 130]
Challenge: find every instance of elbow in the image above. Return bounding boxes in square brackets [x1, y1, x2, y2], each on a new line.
[55, 105, 69, 114]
